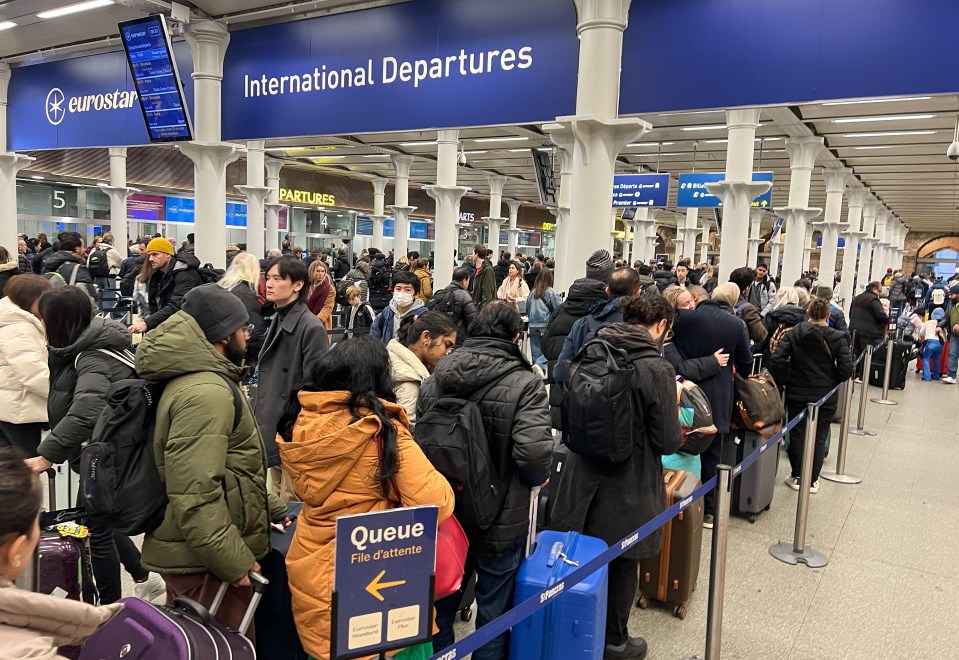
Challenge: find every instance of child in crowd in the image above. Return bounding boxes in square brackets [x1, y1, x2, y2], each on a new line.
[921, 308, 946, 381]
[345, 286, 375, 339]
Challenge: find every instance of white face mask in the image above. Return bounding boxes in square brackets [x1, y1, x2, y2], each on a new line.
[393, 291, 415, 307]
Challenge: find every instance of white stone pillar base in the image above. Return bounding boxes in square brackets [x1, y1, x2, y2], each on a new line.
[424, 187, 467, 288]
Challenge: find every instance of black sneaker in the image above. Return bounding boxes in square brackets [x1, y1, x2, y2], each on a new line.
[605, 637, 648, 660]
[703, 514, 714, 530]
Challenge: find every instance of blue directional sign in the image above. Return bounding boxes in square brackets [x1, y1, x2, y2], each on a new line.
[333, 506, 437, 659]
[163, 196, 247, 225]
[612, 174, 670, 208]
[676, 172, 773, 209]
[816, 235, 846, 248]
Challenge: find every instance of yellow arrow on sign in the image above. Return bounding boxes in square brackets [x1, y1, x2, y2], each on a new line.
[365, 570, 407, 602]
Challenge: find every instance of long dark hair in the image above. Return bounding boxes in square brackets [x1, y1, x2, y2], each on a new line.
[38, 286, 93, 348]
[397, 311, 457, 348]
[0, 447, 42, 544]
[276, 336, 400, 497]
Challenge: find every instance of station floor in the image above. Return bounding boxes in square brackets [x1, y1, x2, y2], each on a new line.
[114, 375, 957, 659]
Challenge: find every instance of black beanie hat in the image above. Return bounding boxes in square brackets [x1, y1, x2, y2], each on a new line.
[182, 284, 250, 343]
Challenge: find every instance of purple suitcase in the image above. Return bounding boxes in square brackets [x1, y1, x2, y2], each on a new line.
[79, 572, 268, 660]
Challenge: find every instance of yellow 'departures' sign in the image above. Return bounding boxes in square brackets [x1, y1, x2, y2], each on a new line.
[280, 188, 336, 206]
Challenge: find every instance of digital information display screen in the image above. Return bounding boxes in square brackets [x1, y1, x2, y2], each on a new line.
[119, 15, 193, 142]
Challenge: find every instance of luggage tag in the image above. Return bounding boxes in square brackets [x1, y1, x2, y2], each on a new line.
[56, 522, 89, 539]
[546, 542, 580, 568]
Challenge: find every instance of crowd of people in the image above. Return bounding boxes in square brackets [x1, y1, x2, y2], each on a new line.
[0, 229, 957, 660]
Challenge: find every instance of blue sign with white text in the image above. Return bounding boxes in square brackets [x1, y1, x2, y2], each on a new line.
[676, 172, 773, 208]
[612, 174, 670, 208]
[333, 506, 437, 659]
[164, 196, 247, 225]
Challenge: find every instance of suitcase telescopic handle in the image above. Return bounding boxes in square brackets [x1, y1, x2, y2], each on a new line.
[207, 571, 270, 637]
[43, 468, 56, 513]
[526, 486, 541, 559]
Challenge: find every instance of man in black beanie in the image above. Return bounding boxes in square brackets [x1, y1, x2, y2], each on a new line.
[134, 283, 289, 635]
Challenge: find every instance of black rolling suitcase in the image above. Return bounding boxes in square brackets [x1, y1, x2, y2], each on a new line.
[869, 340, 911, 390]
[720, 431, 777, 523]
[256, 502, 308, 659]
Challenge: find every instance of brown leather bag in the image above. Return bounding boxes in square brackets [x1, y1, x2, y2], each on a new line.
[733, 368, 784, 437]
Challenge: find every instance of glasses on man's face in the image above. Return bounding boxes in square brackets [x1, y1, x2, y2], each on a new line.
[242, 324, 255, 339]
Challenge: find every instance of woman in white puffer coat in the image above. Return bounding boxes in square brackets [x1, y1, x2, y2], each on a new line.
[0, 275, 52, 456]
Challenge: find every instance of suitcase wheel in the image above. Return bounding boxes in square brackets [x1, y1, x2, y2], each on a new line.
[459, 607, 473, 622]
[636, 594, 649, 610]
[748, 513, 758, 523]
[674, 604, 688, 620]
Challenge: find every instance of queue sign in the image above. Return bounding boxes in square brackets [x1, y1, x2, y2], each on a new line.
[333, 506, 438, 659]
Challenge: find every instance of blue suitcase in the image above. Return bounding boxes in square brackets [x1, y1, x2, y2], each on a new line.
[509, 530, 608, 659]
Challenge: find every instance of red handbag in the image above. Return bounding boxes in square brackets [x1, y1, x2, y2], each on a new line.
[379, 437, 469, 600]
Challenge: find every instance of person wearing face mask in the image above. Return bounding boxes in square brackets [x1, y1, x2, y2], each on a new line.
[0, 448, 123, 658]
[550, 295, 682, 660]
[134, 284, 289, 636]
[387, 312, 458, 426]
[369, 270, 427, 345]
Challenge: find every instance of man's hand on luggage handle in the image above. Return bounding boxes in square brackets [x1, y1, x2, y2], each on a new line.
[25, 456, 53, 474]
[129, 321, 148, 334]
[232, 561, 262, 588]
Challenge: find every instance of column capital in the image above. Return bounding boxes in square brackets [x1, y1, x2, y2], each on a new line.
[482, 216, 508, 225]
[822, 167, 852, 195]
[784, 136, 825, 170]
[184, 20, 230, 81]
[108, 146, 128, 160]
[0, 152, 35, 173]
[543, 121, 575, 154]
[424, 185, 469, 206]
[0, 62, 10, 105]
[264, 202, 285, 214]
[386, 204, 417, 218]
[749, 207, 766, 223]
[101, 185, 138, 202]
[391, 154, 415, 179]
[178, 141, 242, 170]
[555, 115, 650, 166]
[725, 107, 762, 129]
[236, 184, 271, 204]
[862, 200, 881, 221]
[572, 0, 631, 32]
[487, 174, 508, 197]
[369, 213, 389, 222]
[264, 156, 285, 181]
[773, 206, 823, 224]
[706, 180, 772, 207]
[549, 207, 569, 224]
[506, 199, 522, 215]
[371, 177, 389, 197]
[846, 187, 867, 209]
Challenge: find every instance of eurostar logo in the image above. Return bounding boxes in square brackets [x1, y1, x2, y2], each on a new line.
[45, 88, 65, 126]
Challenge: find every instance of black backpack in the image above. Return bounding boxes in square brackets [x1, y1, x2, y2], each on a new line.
[335, 277, 358, 307]
[414, 371, 519, 533]
[198, 264, 224, 285]
[79, 370, 243, 536]
[119, 266, 140, 297]
[562, 340, 639, 463]
[86, 248, 110, 278]
[426, 287, 456, 319]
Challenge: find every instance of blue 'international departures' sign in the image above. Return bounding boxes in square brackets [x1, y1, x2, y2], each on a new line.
[333, 506, 437, 660]
[611, 174, 669, 208]
[676, 172, 773, 209]
[163, 196, 248, 226]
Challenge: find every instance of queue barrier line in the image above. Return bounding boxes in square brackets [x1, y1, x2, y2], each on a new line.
[426, 356, 861, 660]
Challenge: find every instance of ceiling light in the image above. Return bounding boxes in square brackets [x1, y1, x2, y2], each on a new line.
[759, 137, 783, 141]
[362, 154, 390, 158]
[655, 110, 723, 117]
[398, 141, 435, 147]
[635, 152, 685, 157]
[472, 137, 529, 143]
[0, 21, 16, 31]
[704, 139, 728, 144]
[31, 175, 45, 180]
[96, 182, 108, 187]
[833, 114, 936, 123]
[681, 124, 727, 131]
[822, 96, 932, 106]
[507, 148, 533, 152]
[852, 145, 896, 150]
[626, 141, 674, 148]
[37, 0, 113, 19]
[843, 130, 939, 138]
[464, 150, 488, 155]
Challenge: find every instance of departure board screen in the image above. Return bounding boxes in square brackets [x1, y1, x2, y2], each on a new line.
[119, 15, 193, 142]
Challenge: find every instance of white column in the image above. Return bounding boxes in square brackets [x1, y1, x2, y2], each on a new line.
[0, 63, 34, 251]
[838, 187, 866, 313]
[608, 209, 617, 254]
[236, 140, 269, 259]
[506, 200, 521, 256]
[776, 136, 824, 287]
[369, 177, 389, 250]
[550, 0, 647, 294]
[102, 147, 136, 258]
[179, 20, 239, 269]
[482, 175, 508, 257]
[894, 222, 906, 270]
[264, 157, 284, 252]
[550, 145, 573, 288]
[858, 200, 880, 293]
[682, 208, 700, 264]
[425, 130, 467, 288]
[672, 231, 683, 265]
[705, 108, 771, 272]
[870, 209, 890, 283]
[388, 155, 416, 261]
[699, 220, 711, 265]
[768, 240, 782, 279]
[747, 208, 764, 268]
[816, 168, 850, 289]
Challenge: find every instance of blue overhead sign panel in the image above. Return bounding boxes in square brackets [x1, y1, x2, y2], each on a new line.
[7, 43, 193, 151]
[118, 15, 193, 142]
[611, 174, 669, 208]
[333, 506, 437, 659]
[220, 0, 578, 140]
[677, 172, 773, 209]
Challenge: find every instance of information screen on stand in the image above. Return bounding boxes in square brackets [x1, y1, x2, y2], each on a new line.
[119, 15, 193, 142]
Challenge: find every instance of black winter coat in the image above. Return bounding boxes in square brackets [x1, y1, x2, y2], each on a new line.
[493, 259, 512, 287]
[228, 283, 265, 362]
[768, 322, 853, 403]
[848, 291, 888, 340]
[38, 317, 134, 467]
[145, 252, 202, 330]
[653, 270, 679, 291]
[672, 299, 752, 433]
[417, 337, 553, 553]
[428, 282, 476, 345]
[663, 340, 722, 383]
[550, 324, 681, 560]
[762, 304, 808, 358]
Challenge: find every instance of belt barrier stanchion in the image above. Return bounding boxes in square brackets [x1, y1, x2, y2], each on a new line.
[871, 336, 899, 406]
[704, 464, 732, 660]
[820, 376, 863, 484]
[849, 344, 877, 437]
[770, 402, 828, 568]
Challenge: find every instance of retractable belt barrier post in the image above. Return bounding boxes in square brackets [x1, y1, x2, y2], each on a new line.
[821, 373, 863, 485]
[705, 464, 732, 660]
[849, 343, 878, 437]
[769, 389, 835, 569]
[871, 335, 899, 406]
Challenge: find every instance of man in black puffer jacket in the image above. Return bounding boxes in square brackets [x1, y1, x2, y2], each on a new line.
[129, 238, 202, 334]
[420, 301, 552, 660]
[541, 277, 608, 428]
[653, 262, 679, 291]
[493, 253, 513, 288]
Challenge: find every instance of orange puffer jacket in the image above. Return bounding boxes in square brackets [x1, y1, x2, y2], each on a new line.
[277, 391, 454, 660]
